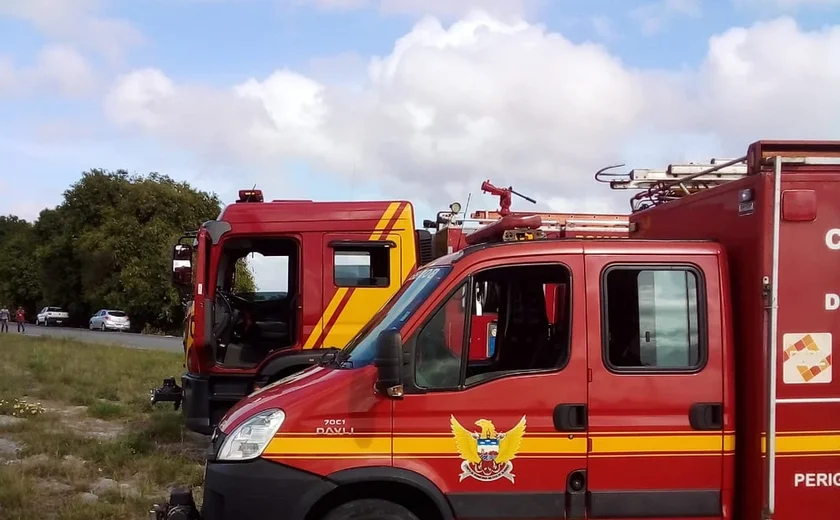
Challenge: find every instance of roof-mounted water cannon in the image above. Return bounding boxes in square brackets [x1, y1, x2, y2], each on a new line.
[480, 180, 536, 216]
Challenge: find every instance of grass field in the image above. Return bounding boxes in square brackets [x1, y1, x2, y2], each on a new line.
[0, 335, 205, 519]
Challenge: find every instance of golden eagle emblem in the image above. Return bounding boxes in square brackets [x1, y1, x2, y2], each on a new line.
[450, 414, 526, 483]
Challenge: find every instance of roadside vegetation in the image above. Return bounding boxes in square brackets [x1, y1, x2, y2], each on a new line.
[0, 336, 205, 519]
[0, 169, 256, 335]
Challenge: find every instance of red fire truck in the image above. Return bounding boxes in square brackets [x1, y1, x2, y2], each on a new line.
[151, 192, 436, 434]
[154, 139, 840, 520]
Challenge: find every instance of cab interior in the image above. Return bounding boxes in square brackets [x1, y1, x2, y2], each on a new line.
[212, 237, 299, 368]
[416, 263, 572, 388]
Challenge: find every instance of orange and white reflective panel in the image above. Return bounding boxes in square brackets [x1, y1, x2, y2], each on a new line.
[782, 333, 832, 384]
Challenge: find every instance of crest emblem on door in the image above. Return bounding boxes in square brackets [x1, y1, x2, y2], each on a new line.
[450, 415, 526, 483]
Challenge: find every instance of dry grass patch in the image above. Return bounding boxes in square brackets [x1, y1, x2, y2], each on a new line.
[0, 336, 205, 519]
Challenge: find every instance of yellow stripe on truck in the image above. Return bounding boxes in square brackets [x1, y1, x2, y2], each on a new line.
[397, 202, 418, 282]
[262, 433, 739, 459]
[302, 287, 349, 349]
[302, 202, 401, 349]
[319, 202, 410, 349]
[761, 433, 840, 455]
[591, 434, 730, 454]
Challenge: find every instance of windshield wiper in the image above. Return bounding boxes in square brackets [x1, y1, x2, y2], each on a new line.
[318, 350, 338, 366]
[336, 349, 354, 368]
[317, 348, 353, 368]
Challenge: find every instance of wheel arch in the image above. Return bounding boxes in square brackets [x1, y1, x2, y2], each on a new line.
[297, 467, 455, 520]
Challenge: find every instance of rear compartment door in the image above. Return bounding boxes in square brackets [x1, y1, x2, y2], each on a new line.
[772, 173, 840, 519]
[306, 232, 402, 350]
[584, 253, 726, 519]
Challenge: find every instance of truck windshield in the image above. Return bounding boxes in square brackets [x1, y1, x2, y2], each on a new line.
[339, 266, 452, 367]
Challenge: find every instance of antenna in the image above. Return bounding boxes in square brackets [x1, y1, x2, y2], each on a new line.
[454, 192, 472, 252]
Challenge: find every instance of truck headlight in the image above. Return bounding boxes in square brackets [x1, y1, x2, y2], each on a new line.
[217, 409, 285, 461]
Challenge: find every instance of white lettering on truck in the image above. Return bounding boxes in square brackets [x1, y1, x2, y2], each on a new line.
[825, 228, 840, 250]
[825, 230, 840, 310]
[794, 473, 840, 487]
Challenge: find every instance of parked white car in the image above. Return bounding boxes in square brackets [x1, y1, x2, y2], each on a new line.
[36, 306, 70, 327]
[89, 309, 131, 332]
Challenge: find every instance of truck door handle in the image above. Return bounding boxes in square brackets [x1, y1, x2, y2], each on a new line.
[689, 402, 723, 430]
[554, 404, 587, 432]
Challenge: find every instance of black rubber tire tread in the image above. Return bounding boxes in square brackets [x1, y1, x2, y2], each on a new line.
[322, 499, 420, 520]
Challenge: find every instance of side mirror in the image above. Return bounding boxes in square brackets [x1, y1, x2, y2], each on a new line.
[172, 244, 193, 286]
[374, 328, 403, 398]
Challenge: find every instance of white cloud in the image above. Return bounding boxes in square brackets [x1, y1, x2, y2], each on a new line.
[0, 45, 96, 98]
[0, 0, 143, 62]
[102, 13, 840, 215]
[666, 17, 840, 140]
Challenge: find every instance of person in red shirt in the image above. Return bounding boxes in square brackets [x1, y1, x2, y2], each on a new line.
[15, 306, 25, 333]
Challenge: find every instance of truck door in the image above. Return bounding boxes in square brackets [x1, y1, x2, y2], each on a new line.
[306, 233, 402, 349]
[392, 256, 589, 519]
[188, 227, 214, 373]
[584, 253, 726, 519]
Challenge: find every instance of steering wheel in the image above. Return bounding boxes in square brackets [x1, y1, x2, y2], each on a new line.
[217, 289, 253, 309]
[217, 288, 261, 340]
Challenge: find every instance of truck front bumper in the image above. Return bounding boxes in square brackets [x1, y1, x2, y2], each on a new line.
[153, 459, 336, 520]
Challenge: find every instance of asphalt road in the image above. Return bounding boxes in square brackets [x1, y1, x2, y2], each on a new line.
[24, 325, 183, 353]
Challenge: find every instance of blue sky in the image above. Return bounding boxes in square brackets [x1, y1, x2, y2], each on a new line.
[2, 0, 840, 226]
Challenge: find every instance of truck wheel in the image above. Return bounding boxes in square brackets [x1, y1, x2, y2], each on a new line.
[322, 499, 420, 520]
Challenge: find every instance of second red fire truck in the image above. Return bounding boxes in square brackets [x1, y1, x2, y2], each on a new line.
[155, 139, 839, 520]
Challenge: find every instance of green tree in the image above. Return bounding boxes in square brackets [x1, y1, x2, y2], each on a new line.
[34, 169, 221, 331]
[234, 258, 257, 294]
[0, 216, 42, 315]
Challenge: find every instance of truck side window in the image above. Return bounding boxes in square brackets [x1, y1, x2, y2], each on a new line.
[334, 246, 390, 288]
[603, 266, 703, 370]
[415, 263, 572, 390]
[415, 283, 468, 389]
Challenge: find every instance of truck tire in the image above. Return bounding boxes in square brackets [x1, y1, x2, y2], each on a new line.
[322, 499, 420, 520]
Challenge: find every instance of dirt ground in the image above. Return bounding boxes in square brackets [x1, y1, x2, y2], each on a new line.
[0, 335, 206, 519]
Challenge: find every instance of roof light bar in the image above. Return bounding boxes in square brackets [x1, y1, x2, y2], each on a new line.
[237, 189, 264, 203]
[502, 229, 546, 242]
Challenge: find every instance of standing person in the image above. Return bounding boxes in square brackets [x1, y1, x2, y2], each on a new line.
[15, 306, 25, 333]
[0, 306, 9, 333]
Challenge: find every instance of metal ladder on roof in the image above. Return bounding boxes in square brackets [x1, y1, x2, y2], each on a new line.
[460, 211, 630, 237]
[596, 156, 750, 211]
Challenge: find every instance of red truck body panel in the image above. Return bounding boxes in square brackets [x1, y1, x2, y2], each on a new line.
[630, 141, 840, 519]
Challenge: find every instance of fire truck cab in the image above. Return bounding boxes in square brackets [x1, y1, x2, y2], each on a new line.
[153, 193, 434, 434]
[154, 140, 840, 520]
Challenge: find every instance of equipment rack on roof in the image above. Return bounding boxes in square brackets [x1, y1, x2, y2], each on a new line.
[596, 157, 750, 211]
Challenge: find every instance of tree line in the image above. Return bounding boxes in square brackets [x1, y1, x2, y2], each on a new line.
[0, 169, 255, 334]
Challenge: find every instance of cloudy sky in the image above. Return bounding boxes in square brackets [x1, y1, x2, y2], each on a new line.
[2, 0, 840, 227]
